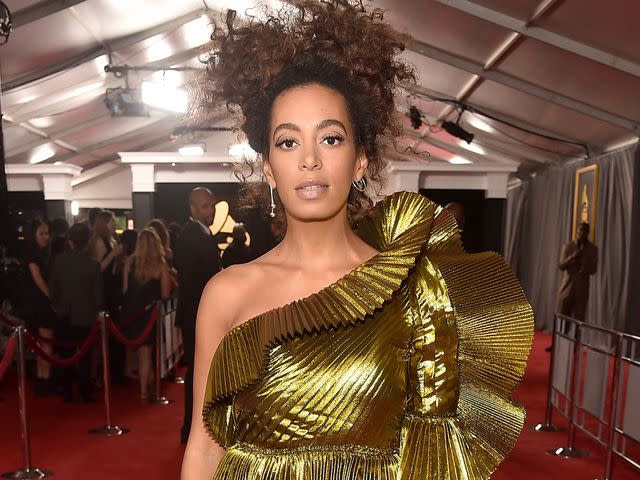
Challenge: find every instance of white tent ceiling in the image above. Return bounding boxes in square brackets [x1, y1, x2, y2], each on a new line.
[2, 0, 639, 180]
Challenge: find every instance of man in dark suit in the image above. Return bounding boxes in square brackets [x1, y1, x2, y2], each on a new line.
[174, 187, 221, 443]
[557, 222, 598, 321]
[49, 222, 103, 402]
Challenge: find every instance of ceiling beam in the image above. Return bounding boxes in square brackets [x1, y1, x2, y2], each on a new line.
[410, 84, 586, 144]
[50, 115, 177, 164]
[3, 8, 208, 92]
[12, 0, 88, 28]
[71, 161, 123, 186]
[434, 0, 640, 78]
[405, 129, 518, 167]
[409, 40, 640, 134]
[6, 114, 112, 158]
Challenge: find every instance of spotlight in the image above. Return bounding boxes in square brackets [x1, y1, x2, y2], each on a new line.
[105, 88, 149, 117]
[409, 106, 423, 129]
[441, 120, 474, 144]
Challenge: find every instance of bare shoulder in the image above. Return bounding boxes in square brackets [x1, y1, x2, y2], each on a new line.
[197, 257, 269, 335]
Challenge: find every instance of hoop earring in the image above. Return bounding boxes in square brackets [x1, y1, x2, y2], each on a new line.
[269, 184, 276, 218]
[352, 177, 366, 192]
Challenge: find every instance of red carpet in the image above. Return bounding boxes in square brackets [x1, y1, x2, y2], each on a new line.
[1, 332, 638, 479]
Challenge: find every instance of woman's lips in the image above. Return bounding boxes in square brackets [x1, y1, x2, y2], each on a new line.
[295, 183, 329, 199]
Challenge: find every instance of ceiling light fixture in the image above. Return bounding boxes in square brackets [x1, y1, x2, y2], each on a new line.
[141, 81, 188, 114]
[228, 143, 257, 158]
[178, 144, 205, 156]
[448, 156, 473, 165]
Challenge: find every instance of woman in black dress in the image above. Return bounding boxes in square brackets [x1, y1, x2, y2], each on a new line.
[121, 228, 172, 400]
[22, 219, 57, 395]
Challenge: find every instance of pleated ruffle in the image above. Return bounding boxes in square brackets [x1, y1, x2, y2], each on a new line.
[397, 206, 534, 479]
[203, 192, 436, 446]
[214, 443, 399, 480]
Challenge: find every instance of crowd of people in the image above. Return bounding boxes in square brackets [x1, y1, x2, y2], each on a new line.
[14, 189, 252, 415]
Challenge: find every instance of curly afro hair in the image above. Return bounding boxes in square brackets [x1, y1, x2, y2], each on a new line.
[195, 0, 415, 224]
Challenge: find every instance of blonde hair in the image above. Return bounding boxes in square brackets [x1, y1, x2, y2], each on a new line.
[133, 228, 166, 285]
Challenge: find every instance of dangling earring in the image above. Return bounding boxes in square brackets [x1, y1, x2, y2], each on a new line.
[352, 177, 366, 192]
[269, 184, 276, 218]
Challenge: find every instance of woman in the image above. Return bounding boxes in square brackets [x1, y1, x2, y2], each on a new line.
[121, 228, 171, 400]
[182, 2, 533, 479]
[147, 218, 178, 289]
[147, 218, 174, 264]
[89, 210, 124, 383]
[22, 219, 57, 396]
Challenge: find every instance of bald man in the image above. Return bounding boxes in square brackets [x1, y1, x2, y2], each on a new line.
[174, 187, 222, 443]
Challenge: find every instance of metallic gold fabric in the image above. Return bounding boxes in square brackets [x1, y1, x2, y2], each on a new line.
[203, 192, 534, 479]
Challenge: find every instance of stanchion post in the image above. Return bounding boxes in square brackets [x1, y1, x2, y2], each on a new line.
[1, 327, 52, 479]
[547, 320, 590, 458]
[533, 314, 564, 432]
[596, 333, 624, 480]
[88, 312, 129, 436]
[149, 304, 170, 405]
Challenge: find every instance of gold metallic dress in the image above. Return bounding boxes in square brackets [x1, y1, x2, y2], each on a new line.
[203, 192, 534, 479]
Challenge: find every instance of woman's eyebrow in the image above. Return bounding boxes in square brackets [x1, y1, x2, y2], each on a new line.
[273, 123, 300, 138]
[317, 119, 346, 131]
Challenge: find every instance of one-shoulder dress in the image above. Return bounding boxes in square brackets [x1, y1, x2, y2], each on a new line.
[203, 191, 534, 479]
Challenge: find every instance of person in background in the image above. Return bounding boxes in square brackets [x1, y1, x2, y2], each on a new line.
[88, 207, 102, 230]
[121, 228, 172, 400]
[557, 222, 598, 321]
[89, 210, 124, 383]
[147, 218, 178, 290]
[174, 187, 221, 444]
[546, 222, 598, 352]
[22, 218, 57, 396]
[49, 222, 103, 402]
[120, 228, 138, 379]
[147, 219, 174, 265]
[221, 223, 251, 268]
[50, 217, 69, 259]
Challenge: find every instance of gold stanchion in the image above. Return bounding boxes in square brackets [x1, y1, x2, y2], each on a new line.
[88, 312, 129, 435]
[149, 304, 170, 405]
[2, 327, 52, 479]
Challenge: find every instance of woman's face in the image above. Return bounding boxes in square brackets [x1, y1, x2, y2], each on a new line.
[35, 223, 50, 249]
[263, 83, 368, 223]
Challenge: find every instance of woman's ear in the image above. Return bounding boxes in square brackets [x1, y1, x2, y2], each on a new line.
[263, 157, 276, 188]
[353, 149, 369, 180]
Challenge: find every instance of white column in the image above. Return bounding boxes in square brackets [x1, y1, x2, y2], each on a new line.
[42, 173, 74, 200]
[485, 172, 509, 199]
[130, 163, 155, 192]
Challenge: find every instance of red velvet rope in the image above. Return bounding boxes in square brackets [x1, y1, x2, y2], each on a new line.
[0, 335, 18, 381]
[107, 306, 159, 348]
[24, 323, 100, 366]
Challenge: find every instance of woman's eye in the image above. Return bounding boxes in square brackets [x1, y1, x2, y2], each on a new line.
[276, 138, 297, 149]
[322, 135, 344, 146]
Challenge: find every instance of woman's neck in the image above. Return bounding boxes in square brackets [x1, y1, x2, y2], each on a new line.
[275, 206, 374, 272]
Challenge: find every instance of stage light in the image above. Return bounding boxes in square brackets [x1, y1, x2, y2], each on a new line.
[441, 120, 474, 144]
[178, 144, 205, 156]
[141, 81, 188, 113]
